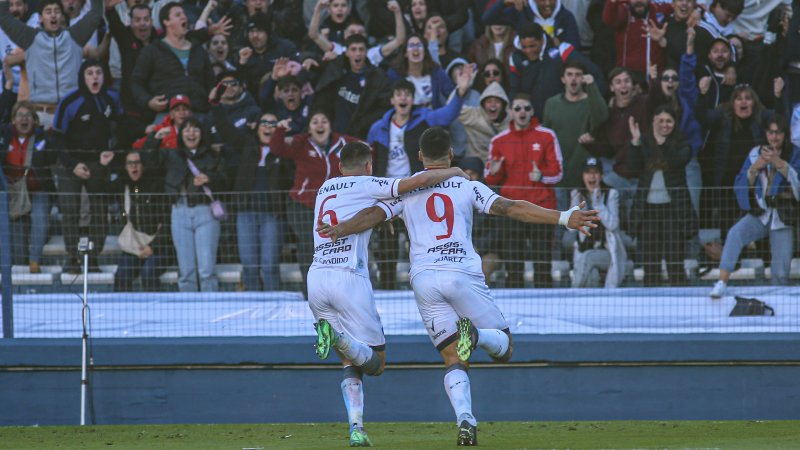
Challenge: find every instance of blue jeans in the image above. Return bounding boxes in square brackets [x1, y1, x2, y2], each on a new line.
[237, 211, 281, 291]
[9, 192, 49, 265]
[115, 252, 164, 292]
[719, 214, 794, 285]
[171, 202, 221, 292]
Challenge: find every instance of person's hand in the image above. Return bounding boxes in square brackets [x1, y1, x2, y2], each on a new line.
[424, 23, 437, 43]
[144, 124, 156, 134]
[208, 84, 219, 103]
[104, 0, 123, 10]
[774, 77, 785, 98]
[455, 62, 474, 96]
[302, 58, 319, 71]
[99, 151, 114, 166]
[154, 127, 172, 140]
[387, 0, 400, 13]
[582, 74, 594, 85]
[722, 66, 737, 86]
[148, 95, 168, 112]
[73, 163, 91, 180]
[276, 118, 292, 130]
[687, 8, 701, 28]
[316, 220, 341, 242]
[487, 156, 504, 176]
[271, 57, 291, 80]
[628, 117, 641, 145]
[208, 16, 232, 37]
[193, 173, 209, 186]
[322, 50, 338, 61]
[239, 47, 253, 65]
[315, 0, 329, 10]
[698, 76, 712, 95]
[569, 201, 601, 237]
[686, 26, 696, 53]
[646, 19, 668, 43]
[649, 64, 659, 82]
[578, 133, 595, 145]
[529, 161, 542, 182]
[451, 167, 470, 180]
[139, 245, 153, 259]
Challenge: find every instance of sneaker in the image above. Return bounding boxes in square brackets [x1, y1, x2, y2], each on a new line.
[29, 262, 41, 274]
[349, 425, 372, 447]
[314, 319, 336, 360]
[456, 420, 477, 446]
[456, 317, 477, 362]
[709, 280, 727, 299]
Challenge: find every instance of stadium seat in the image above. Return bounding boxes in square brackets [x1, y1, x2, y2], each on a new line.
[280, 263, 303, 284]
[42, 235, 67, 257]
[1, 266, 54, 286]
[396, 262, 410, 283]
[216, 264, 243, 284]
[159, 271, 179, 285]
[763, 258, 800, 280]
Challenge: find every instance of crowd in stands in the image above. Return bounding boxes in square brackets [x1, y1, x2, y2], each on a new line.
[1, 0, 799, 295]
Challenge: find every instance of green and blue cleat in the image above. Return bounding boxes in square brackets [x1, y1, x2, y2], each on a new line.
[314, 319, 336, 360]
[349, 424, 373, 447]
[456, 317, 478, 362]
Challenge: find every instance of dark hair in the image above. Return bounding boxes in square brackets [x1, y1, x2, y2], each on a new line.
[419, 127, 451, 160]
[764, 114, 790, 154]
[474, 58, 509, 92]
[178, 117, 206, 149]
[39, 0, 65, 16]
[158, 2, 183, 30]
[392, 79, 416, 98]
[608, 67, 632, 84]
[394, 33, 438, 76]
[512, 92, 533, 104]
[562, 59, 586, 77]
[517, 23, 545, 40]
[344, 34, 368, 49]
[712, 0, 745, 16]
[339, 142, 373, 169]
[651, 105, 678, 124]
[129, 4, 152, 19]
[724, 84, 764, 132]
[276, 75, 302, 90]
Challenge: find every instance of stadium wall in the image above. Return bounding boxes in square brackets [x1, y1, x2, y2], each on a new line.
[1, 334, 799, 426]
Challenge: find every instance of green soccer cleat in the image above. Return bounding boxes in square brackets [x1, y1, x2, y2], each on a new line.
[349, 425, 373, 447]
[314, 319, 336, 360]
[457, 420, 477, 446]
[456, 317, 477, 362]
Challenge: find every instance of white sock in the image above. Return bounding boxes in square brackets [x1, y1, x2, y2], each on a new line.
[341, 377, 364, 428]
[444, 369, 476, 426]
[476, 328, 509, 359]
[335, 330, 374, 366]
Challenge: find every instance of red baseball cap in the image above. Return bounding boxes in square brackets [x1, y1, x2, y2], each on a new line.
[169, 95, 191, 110]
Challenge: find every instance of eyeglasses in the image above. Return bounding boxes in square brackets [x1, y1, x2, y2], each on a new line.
[260, 119, 278, 127]
[126, 160, 143, 166]
[766, 129, 785, 135]
[512, 105, 532, 112]
[661, 74, 679, 82]
[14, 112, 33, 118]
[407, 42, 424, 50]
[483, 69, 501, 77]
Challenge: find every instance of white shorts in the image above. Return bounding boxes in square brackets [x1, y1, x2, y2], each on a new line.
[410, 270, 508, 351]
[307, 268, 386, 349]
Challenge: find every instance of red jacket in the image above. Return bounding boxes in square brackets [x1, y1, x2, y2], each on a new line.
[484, 119, 563, 208]
[602, 0, 671, 73]
[132, 115, 179, 150]
[270, 126, 360, 209]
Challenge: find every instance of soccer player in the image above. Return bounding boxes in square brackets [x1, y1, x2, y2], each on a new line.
[317, 127, 599, 446]
[309, 141, 469, 447]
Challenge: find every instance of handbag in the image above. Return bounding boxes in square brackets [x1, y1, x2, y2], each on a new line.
[7, 138, 35, 219]
[118, 186, 158, 256]
[730, 296, 775, 317]
[185, 157, 227, 221]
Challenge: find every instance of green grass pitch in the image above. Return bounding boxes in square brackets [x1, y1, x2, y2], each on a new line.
[1, 421, 799, 449]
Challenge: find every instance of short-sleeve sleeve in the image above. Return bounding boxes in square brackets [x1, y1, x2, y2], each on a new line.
[364, 177, 402, 199]
[376, 196, 404, 220]
[470, 181, 499, 214]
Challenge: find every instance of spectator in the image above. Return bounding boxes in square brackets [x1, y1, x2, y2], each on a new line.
[105, 150, 169, 292]
[0, 0, 103, 129]
[131, 2, 215, 117]
[587, 0, 617, 78]
[367, 68, 471, 288]
[709, 116, 800, 297]
[143, 117, 228, 292]
[223, 0, 269, 51]
[664, 0, 698, 67]
[133, 94, 194, 150]
[568, 158, 627, 288]
[387, 33, 454, 109]
[404, 0, 428, 35]
[0, 101, 53, 272]
[208, 70, 261, 170]
[260, 62, 311, 136]
[458, 80, 511, 163]
[697, 37, 736, 110]
[422, 12, 461, 68]
[627, 106, 696, 286]
[269, 109, 359, 294]
[485, 92, 563, 287]
[695, 0, 744, 70]
[208, 34, 236, 75]
[236, 12, 299, 98]
[466, 15, 515, 68]
[473, 58, 510, 96]
[306, 0, 352, 51]
[602, 0, 671, 75]
[481, 0, 582, 47]
[0, 0, 39, 117]
[314, 34, 391, 139]
[52, 59, 123, 273]
[211, 107, 294, 291]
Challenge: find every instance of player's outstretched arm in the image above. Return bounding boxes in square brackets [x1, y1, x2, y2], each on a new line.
[396, 167, 469, 195]
[489, 198, 601, 237]
[317, 206, 388, 242]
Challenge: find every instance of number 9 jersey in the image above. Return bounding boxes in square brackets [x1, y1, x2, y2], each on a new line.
[383, 173, 499, 282]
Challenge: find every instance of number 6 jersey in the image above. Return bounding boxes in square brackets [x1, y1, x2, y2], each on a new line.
[383, 173, 499, 281]
[310, 176, 401, 278]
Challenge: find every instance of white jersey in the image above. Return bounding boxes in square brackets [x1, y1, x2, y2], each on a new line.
[310, 175, 401, 277]
[384, 174, 499, 281]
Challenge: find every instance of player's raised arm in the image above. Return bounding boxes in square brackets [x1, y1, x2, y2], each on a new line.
[490, 198, 601, 237]
[396, 167, 469, 195]
[317, 206, 389, 242]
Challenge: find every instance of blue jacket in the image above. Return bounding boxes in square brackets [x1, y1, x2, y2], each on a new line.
[386, 67, 454, 110]
[368, 93, 464, 177]
[734, 145, 800, 212]
[482, 0, 581, 48]
[678, 53, 704, 156]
